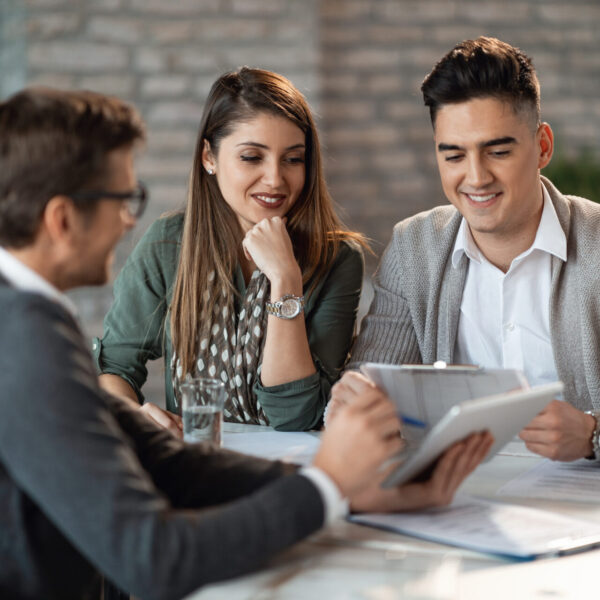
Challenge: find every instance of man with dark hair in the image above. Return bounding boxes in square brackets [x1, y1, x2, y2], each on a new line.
[0, 87, 491, 600]
[335, 36, 600, 464]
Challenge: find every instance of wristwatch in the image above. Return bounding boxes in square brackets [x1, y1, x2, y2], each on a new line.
[266, 294, 304, 319]
[584, 410, 600, 461]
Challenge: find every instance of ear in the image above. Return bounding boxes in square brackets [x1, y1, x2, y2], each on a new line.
[537, 122, 554, 170]
[42, 195, 81, 247]
[201, 139, 216, 174]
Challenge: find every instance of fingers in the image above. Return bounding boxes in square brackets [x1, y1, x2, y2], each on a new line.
[241, 238, 252, 261]
[141, 403, 183, 438]
[426, 432, 493, 505]
[338, 371, 377, 396]
[334, 372, 390, 412]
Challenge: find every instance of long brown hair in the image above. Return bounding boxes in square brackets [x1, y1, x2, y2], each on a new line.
[170, 67, 367, 378]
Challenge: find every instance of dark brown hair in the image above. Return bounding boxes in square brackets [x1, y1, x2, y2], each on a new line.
[0, 87, 145, 248]
[421, 37, 541, 129]
[170, 67, 367, 378]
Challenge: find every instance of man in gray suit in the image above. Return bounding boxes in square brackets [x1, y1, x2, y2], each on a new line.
[0, 87, 491, 600]
[333, 36, 600, 464]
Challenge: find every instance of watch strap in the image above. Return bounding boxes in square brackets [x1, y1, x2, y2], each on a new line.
[265, 294, 305, 319]
[584, 410, 600, 461]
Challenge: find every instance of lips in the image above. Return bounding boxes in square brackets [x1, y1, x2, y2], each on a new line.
[252, 193, 286, 209]
[463, 191, 501, 206]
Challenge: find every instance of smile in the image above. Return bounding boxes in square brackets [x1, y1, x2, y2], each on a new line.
[252, 194, 286, 208]
[465, 192, 500, 203]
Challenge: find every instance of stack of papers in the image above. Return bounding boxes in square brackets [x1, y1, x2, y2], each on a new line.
[498, 459, 600, 502]
[351, 495, 600, 559]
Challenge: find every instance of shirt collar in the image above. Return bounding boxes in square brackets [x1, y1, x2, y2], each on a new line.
[451, 182, 567, 269]
[0, 246, 78, 317]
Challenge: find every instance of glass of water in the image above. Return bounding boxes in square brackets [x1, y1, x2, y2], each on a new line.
[179, 378, 225, 446]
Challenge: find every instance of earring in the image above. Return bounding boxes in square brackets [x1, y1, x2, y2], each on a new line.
[207, 168, 214, 175]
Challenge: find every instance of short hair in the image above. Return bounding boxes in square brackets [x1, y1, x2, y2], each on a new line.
[0, 87, 145, 248]
[421, 36, 541, 129]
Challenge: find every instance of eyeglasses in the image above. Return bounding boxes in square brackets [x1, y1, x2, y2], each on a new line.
[69, 181, 148, 219]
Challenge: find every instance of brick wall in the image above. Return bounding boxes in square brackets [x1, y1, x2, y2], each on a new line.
[318, 0, 600, 256]
[3, 0, 600, 401]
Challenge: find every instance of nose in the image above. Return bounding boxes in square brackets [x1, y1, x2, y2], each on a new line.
[261, 159, 284, 188]
[464, 155, 493, 189]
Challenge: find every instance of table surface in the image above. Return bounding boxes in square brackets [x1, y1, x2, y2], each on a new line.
[185, 424, 599, 600]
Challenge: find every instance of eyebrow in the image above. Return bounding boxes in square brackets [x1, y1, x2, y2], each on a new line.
[437, 137, 517, 152]
[236, 142, 305, 151]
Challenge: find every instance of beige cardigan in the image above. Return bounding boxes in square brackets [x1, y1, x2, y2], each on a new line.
[351, 176, 600, 412]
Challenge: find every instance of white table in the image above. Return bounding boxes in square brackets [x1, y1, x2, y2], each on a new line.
[185, 426, 600, 600]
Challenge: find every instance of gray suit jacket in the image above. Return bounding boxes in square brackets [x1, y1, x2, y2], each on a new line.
[0, 277, 324, 600]
[351, 177, 600, 411]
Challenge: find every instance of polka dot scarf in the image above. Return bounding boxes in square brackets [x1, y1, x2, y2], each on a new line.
[172, 270, 270, 425]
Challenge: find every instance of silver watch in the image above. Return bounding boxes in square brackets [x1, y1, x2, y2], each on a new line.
[266, 294, 304, 319]
[584, 410, 600, 461]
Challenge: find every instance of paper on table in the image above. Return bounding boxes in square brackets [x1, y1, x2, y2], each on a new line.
[350, 495, 600, 559]
[222, 431, 320, 466]
[497, 436, 540, 458]
[497, 458, 600, 502]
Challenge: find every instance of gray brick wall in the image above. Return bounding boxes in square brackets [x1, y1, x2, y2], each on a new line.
[3, 0, 600, 402]
[318, 0, 600, 257]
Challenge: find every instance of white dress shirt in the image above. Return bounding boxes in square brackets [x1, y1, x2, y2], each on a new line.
[452, 185, 567, 387]
[0, 246, 77, 316]
[0, 246, 348, 523]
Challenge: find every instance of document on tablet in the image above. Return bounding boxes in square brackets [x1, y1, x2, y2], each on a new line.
[497, 459, 600, 503]
[350, 495, 600, 560]
[360, 362, 529, 434]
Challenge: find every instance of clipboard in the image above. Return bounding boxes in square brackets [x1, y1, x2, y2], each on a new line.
[381, 382, 563, 488]
[360, 362, 530, 433]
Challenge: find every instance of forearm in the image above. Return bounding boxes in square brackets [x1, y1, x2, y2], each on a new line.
[260, 271, 316, 387]
[99, 373, 140, 406]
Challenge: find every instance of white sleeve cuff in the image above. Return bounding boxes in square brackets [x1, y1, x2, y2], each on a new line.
[299, 465, 349, 525]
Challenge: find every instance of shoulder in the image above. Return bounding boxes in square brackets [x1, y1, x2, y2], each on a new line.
[136, 211, 184, 249]
[324, 239, 364, 286]
[119, 212, 184, 280]
[332, 239, 364, 271]
[387, 205, 461, 263]
[0, 287, 83, 368]
[392, 204, 460, 243]
[544, 177, 600, 251]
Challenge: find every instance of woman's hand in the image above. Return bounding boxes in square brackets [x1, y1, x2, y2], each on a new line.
[242, 217, 302, 292]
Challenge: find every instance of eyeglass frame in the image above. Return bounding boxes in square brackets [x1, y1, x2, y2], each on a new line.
[68, 181, 148, 219]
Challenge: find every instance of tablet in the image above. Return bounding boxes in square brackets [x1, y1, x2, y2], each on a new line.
[381, 381, 563, 488]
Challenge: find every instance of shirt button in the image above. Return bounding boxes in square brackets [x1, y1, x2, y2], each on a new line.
[504, 322, 515, 332]
[92, 342, 98, 350]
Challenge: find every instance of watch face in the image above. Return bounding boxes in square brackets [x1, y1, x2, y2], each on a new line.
[280, 298, 300, 318]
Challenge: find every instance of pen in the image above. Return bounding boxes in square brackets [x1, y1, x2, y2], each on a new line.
[400, 415, 427, 428]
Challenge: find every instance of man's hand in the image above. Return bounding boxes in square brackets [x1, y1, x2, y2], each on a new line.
[519, 400, 595, 461]
[140, 402, 183, 438]
[350, 432, 494, 513]
[313, 373, 403, 498]
[326, 370, 381, 427]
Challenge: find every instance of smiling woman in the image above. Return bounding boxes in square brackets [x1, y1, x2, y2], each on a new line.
[94, 67, 368, 432]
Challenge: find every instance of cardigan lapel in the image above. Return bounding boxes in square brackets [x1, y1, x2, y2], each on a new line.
[437, 251, 468, 363]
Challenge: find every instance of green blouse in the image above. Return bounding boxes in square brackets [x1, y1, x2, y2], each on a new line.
[92, 213, 364, 431]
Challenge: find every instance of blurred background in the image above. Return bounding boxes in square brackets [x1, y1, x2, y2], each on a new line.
[2, 0, 599, 401]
